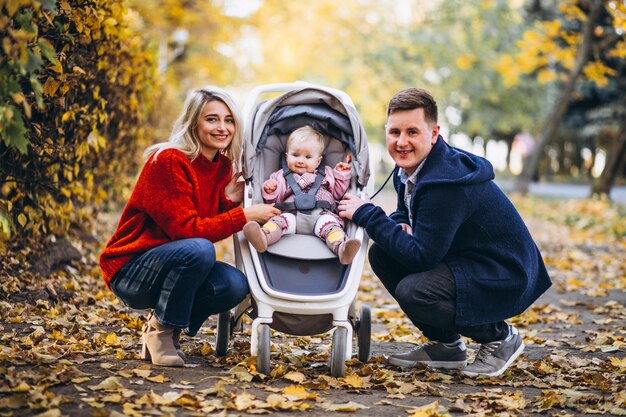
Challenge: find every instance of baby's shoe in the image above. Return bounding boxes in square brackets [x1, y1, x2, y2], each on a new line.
[243, 222, 268, 252]
[337, 238, 360, 265]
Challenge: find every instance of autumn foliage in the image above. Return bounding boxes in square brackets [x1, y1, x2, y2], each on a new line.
[0, 0, 157, 244]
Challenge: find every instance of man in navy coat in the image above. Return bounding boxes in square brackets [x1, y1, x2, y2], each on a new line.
[338, 88, 551, 377]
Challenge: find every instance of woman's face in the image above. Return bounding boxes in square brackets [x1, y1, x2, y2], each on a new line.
[196, 100, 235, 160]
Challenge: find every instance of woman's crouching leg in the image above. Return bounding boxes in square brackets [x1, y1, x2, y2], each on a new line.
[186, 261, 249, 336]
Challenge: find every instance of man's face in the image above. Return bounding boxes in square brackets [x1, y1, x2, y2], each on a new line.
[385, 108, 439, 175]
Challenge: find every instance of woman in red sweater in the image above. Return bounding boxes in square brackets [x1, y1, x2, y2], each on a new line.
[100, 86, 280, 367]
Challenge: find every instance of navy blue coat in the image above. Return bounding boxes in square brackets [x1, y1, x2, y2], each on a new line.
[353, 137, 551, 326]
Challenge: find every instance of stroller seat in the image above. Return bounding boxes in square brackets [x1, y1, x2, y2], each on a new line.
[261, 241, 350, 296]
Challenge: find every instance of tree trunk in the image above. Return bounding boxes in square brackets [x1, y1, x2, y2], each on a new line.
[591, 121, 626, 198]
[513, 1, 605, 194]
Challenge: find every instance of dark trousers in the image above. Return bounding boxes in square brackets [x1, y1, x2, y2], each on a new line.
[110, 238, 249, 336]
[369, 243, 508, 344]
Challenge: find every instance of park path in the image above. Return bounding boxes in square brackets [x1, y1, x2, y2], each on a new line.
[0, 191, 624, 416]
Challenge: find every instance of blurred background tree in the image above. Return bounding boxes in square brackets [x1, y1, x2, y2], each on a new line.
[495, 0, 625, 196]
[1, 0, 624, 256]
[1, 0, 156, 251]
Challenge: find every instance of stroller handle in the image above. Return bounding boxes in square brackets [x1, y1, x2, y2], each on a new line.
[242, 81, 355, 123]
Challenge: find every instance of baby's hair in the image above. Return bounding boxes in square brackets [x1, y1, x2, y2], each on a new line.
[286, 125, 326, 155]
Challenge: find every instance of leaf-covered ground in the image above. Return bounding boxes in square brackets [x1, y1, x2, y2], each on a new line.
[1, 194, 624, 417]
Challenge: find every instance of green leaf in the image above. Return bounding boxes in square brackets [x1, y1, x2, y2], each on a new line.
[30, 75, 43, 107]
[37, 39, 58, 62]
[40, 0, 58, 14]
[16, 11, 36, 34]
[0, 210, 12, 238]
[1, 105, 29, 154]
[26, 50, 44, 73]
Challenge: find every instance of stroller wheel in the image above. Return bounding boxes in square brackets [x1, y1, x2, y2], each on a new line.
[357, 305, 371, 363]
[330, 327, 348, 378]
[257, 324, 271, 375]
[215, 311, 231, 356]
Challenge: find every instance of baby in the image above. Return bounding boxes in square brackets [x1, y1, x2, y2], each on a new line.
[243, 125, 360, 264]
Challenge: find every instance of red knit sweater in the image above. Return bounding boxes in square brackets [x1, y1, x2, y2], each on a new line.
[99, 149, 247, 288]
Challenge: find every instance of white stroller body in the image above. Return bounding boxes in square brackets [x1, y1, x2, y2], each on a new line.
[216, 82, 372, 377]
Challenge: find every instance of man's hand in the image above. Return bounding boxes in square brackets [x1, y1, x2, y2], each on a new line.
[400, 223, 412, 234]
[337, 193, 370, 220]
[263, 179, 278, 194]
[225, 171, 244, 203]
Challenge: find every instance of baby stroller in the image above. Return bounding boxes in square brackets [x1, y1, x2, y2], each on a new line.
[215, 82, 372, 377]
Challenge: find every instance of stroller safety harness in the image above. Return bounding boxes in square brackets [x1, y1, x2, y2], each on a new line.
[273, 157, 333, 212]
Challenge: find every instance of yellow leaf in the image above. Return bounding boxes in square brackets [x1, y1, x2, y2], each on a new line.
[282, 385, 315, 400]
[407, 400, 448, 417]
[132, 368, 152, 378]
[11, 382, 30, 392]
[89, 376, 124, 391]
[227, 365, 254, 382]
[283, 371, 306, 383]
[610, 357, 626, 368]
[49, 60, 63, 74]
[34, 410, 62, 417]
[17, 213, 27, 227]
[101, 394, 122, 403]
[200, 342, 213, 355]
[61, 111, 73, 122]
[11, 92, 24, 104]
[104, 332, 120, 346]
[319, 401, 369, 411]
[60, 187, 72, 198]
[341, 373, 364, 388]
[42, 77, 61, 96]
[147, 374, 168, 383]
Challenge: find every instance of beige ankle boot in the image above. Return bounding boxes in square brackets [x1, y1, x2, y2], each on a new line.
[172, 329, 186, 360]
[141, 314, 184, 367]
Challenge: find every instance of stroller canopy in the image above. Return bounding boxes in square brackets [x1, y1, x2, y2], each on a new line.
[243, 86, 370, 189]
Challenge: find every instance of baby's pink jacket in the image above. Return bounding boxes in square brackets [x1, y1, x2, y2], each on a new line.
[262, 166, 350, 206]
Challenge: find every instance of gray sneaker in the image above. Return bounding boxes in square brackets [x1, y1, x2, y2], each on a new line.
[387, 340, 467, 369]
[462, 326, 525, 377]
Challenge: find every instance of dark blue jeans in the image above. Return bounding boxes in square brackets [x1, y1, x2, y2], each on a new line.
[110, 238, 248, 336]
[369, 243, 508, 344]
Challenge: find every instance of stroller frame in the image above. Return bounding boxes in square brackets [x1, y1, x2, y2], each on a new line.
[219, 82, 372, 377]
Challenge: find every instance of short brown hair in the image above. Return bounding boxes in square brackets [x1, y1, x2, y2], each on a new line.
[387, 88, 438, 125]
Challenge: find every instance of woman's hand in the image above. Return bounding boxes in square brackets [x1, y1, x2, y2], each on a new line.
[244, 204, 281, 223]
[337, 193, 370, 220]
[225, 171, 244, 203]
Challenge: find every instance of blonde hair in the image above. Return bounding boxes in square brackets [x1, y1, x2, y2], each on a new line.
[144, 86, 243, 170]
[286, 125, 326, 155]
